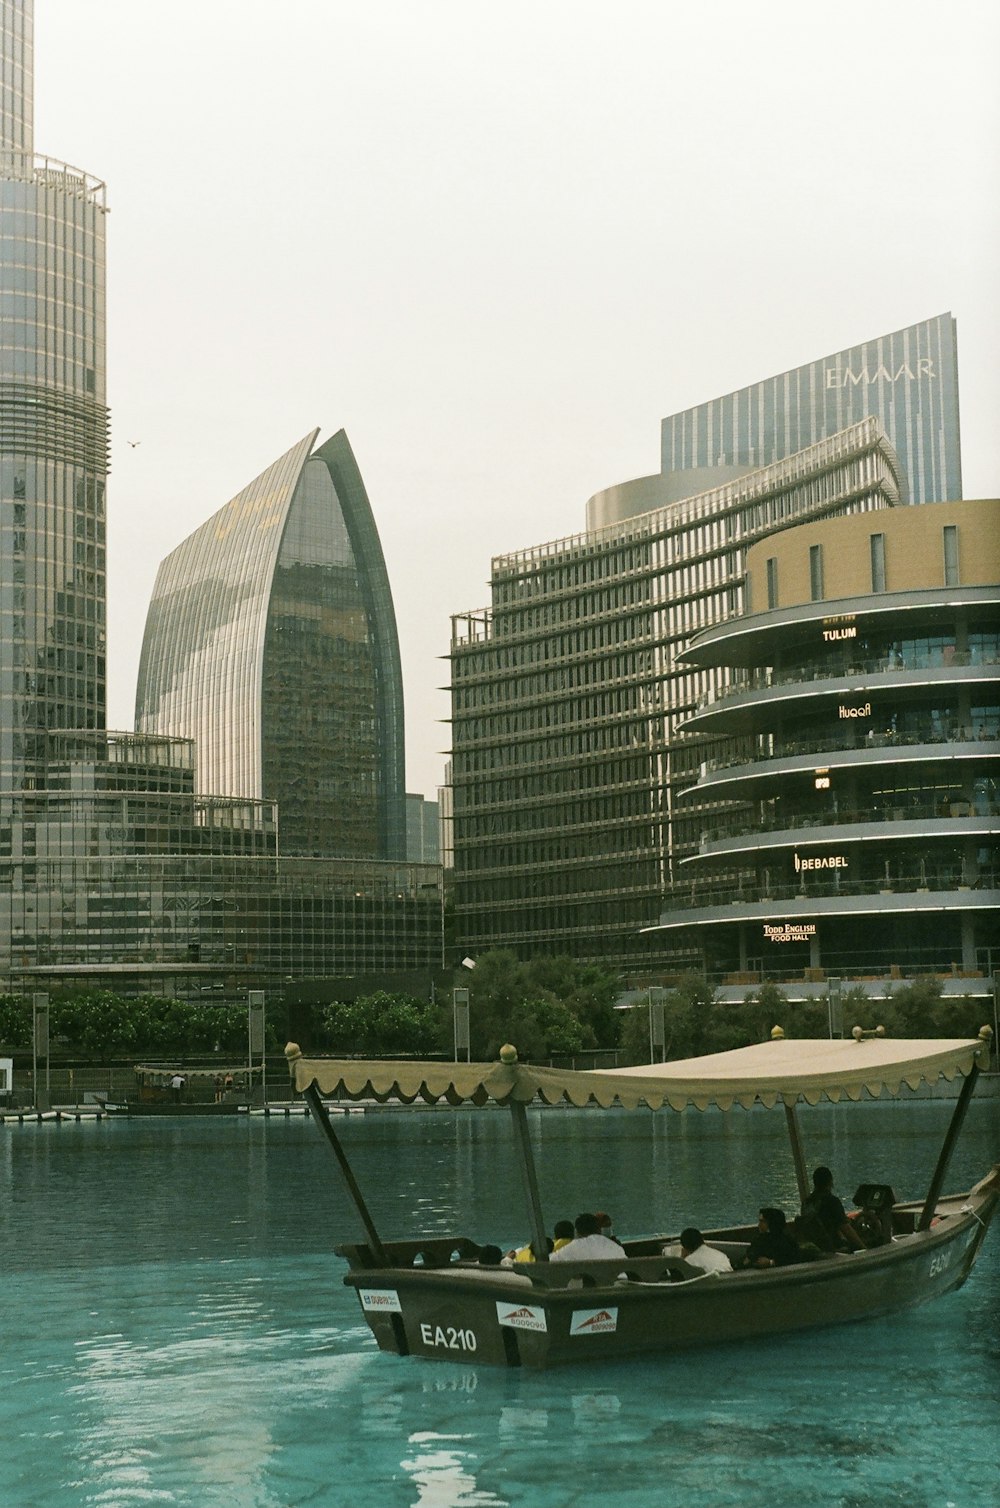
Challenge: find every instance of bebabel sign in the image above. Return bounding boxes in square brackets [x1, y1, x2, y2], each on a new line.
[795, 852, 848, 871]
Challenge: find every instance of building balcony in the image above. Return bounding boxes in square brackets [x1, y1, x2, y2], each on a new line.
[694, 732, 998, 798]
[647, 872, 1000, 934]
[677, 584, 1000, 671]
[686, 657, 1000, 732]
[688, 806, 999, 861]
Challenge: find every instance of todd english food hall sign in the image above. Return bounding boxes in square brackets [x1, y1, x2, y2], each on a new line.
[764, 923, 817, 943]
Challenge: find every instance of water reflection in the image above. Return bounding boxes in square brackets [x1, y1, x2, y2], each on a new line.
[1, 1103, 997, 1508]
[401, 1431, 509, 1507]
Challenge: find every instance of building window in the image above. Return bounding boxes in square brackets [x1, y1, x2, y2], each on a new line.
[870, 533, 886, 593]
[943, 525, 960, 586]
[766, 557, 779, 609]
[809, 544, 824, 602]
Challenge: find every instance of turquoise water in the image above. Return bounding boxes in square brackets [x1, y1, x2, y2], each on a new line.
[1, 1101, 997, 1508]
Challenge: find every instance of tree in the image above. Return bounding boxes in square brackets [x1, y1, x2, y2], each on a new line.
[319, 992, 442, 1057]
[510, 997, 594, 1060]
[0, 995, 30, 1047]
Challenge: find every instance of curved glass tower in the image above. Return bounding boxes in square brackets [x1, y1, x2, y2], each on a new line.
[135, 429, 406, 861]
[0, 0, 109, 788]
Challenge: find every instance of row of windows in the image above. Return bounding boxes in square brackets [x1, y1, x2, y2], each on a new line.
[764, 524, 968, 607]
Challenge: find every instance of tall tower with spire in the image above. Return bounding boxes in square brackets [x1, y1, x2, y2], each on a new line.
[0, 0, 109, 789]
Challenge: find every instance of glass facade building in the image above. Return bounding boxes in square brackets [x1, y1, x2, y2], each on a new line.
[0, 0, 109, 790]
[450, 420, 902, 970]
[135, 430, 406, 861]
[659, 313, 961, 510]
[0, 7, 442, 999]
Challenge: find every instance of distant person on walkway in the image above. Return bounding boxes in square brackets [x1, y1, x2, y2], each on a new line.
[550, 1211, 625, 1262]
[742, 1208, 800, 1268]
[224, 1072, 234, 1097]
[677, 1227, 733, 1274]
[800, 1166, 867, 1252]
[170, 1073, 185, 1104]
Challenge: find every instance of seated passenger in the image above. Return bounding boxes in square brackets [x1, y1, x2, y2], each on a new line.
[677, 1227, 733, 1274]
[552, 1219, 575, 1251]
[800, 1166, 867, 1252]
[502, 1236, 553, 1265]
[742, 1207, 801, 1269]
[595, 1211, 615, 1240]
[550, 1211, 626, 1262]
[477, 1244, 503, 1265]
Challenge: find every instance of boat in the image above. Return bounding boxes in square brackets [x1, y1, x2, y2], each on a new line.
[284, 1027, 999, 1369]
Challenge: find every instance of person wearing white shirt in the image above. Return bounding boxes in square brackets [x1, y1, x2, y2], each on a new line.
[550, 1211, 626, 1261]
[674, 1226, 732, 1274]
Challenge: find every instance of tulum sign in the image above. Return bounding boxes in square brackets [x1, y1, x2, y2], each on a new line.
[822, 614, 858, 643]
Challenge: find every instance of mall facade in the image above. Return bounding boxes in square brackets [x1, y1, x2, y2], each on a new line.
[450, 419, 904, 970]
[648, 499, 999, 988]
[449, 314, 980, 980]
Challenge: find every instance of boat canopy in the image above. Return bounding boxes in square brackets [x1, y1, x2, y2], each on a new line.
[133, 1065, 260, 1079]
[285, 1035, 988, 1113]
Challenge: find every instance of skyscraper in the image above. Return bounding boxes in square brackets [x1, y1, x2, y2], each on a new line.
[657, 313, 960, 511]
[135, 429, 407, 861]
[0, 7, 442, 999]
[0, 0, 109, 789]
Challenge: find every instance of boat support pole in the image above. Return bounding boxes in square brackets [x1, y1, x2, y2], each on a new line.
[509, 1099, 549, 1260]
[783, 1099, 809, 1205]
[303, 1082, 389, 1264]
[917, 1060, 981, 1232]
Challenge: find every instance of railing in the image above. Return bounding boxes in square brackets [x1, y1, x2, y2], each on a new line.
[659, 870, 999, 913]
[694, 648, 1000, 714]
[0, 150, 107, 207]
[699, 727, 999, 776]
[696, 800, 1000, 848]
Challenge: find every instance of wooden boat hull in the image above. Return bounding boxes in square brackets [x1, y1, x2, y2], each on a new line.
[341, 1171, 999, 1369]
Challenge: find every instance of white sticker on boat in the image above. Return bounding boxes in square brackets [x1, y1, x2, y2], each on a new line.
[570, 1307, 619, 1336]
[359, 1288, 403, 1313]
[496, 1301, 548, 1332]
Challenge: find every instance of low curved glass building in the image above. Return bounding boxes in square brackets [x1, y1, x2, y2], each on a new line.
[135, 430, 406, 861]
[647, 499, 1000, 987]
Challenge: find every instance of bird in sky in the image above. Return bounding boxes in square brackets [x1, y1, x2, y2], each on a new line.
[126, 439, 141, 448]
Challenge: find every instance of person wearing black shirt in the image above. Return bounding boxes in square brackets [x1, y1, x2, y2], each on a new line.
[800, 1166, 867, 1251]
[742, 1207, 801, 1268]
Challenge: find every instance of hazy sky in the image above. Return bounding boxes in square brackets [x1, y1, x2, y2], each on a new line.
[34, 0, 1000, 797]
